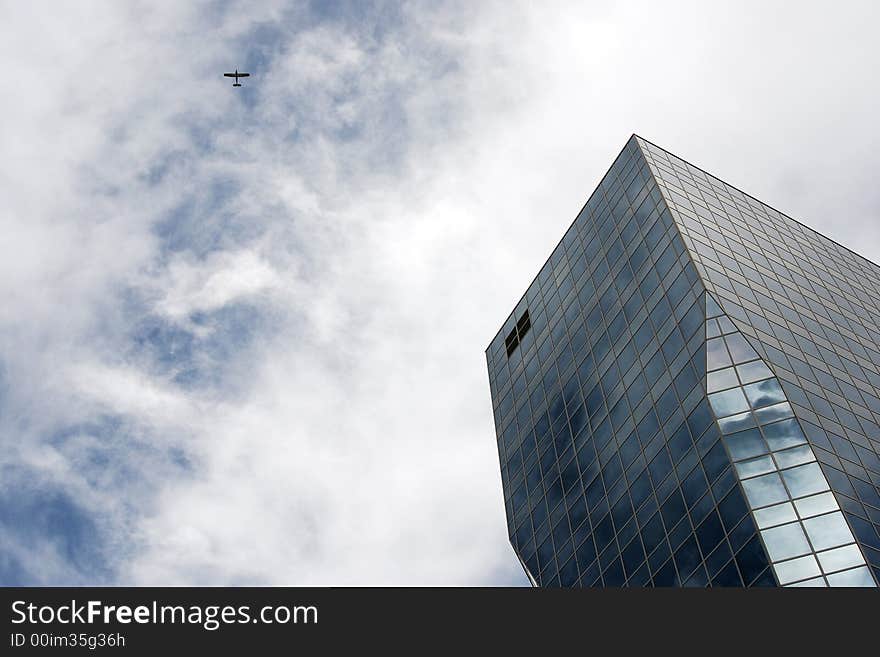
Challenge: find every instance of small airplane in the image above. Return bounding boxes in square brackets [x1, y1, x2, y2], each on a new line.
[223, 69, 250, 87]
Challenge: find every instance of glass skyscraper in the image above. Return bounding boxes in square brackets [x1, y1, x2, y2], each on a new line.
[486, 136, 880, 587]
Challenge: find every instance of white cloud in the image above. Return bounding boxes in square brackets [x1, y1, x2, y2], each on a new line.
[153, 250, 282, 324]
[1, 0, 878, 585]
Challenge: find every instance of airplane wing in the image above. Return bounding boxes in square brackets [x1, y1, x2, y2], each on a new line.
[238, 73, 250, 77]
[224, 73, 236, 77]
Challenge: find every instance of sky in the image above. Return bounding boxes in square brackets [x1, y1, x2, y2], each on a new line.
[0, 0, 878, 585]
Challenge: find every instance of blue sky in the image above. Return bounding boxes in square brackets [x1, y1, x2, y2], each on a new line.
[1, 0, 879, 585]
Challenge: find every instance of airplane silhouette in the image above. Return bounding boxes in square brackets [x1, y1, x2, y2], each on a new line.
[224, 69, 250, 87]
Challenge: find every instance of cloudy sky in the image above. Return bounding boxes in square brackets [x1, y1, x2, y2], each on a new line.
[1, 0, 878, 585]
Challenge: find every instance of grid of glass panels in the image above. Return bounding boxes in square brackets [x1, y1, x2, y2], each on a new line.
[706, 294, 874, 586]
[639, 136, 880, 584]
[486, 137, 773, 587]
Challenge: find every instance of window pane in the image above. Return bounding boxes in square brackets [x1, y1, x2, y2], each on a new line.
[761, 523, 811, 561]
[754, 402, 794, 425]
[743, 379, 786, 409]
[706, 295, 724, 318]
[706, 319, 721, 339]
[762, 418, 807, 451]
[724, 428, 767, 461]
[773, 445, 815, 470]
[718, 411, 755, 434]
[754, 502, 797, 529]
[709, 388, 750, 418]
[817, 544, 864, 574]
[735, 455, 776, 480]
[773, 555, 821, 585]
[803, 512, 854, 551]
[781, 463, 829, 498]
[716, 315, 737, 334]
[742, 473, 789, 507]
[737, 360, 774, 384]
[826, 566, 875, 587]
[707, 367, 739, 393]
[787, 577, 826, 587]
[794, 493, 839, 519]
[724, 333, 758, 364]
[707, 338, 732, 370]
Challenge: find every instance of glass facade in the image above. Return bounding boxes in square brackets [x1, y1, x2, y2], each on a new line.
[706, 295, 871, 586]
[486, 135, 880, 587]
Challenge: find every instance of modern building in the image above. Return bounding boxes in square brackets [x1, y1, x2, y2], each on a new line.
[485, 136, 880, 587]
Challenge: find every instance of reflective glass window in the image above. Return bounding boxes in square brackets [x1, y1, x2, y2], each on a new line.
[706, 338, 731, 370]
[724, 333, 758, 364]
[754, 402, 793, 425]
[736, 360, 774, 384]
[816, 544, 864, 574]
[781, 463, 829, 498]
[794, 493, 839, 519]
[773, 554, 821, 585]
[707, 367, 739, 393]
[761, 522, 811, 561]
[742, 472, 789, 507]
[706, 319, 721, 338]
[788, 577, 826, 587]
[826, 566, 875, 587]
[716, 315, 737, 334]
[718, 411, 756, 434]
[762, 418, 807, 451]
[754, 502, 797, 529]
[706, 295, 723, 318]
[803, 512, 854, 551]
[724, 428, 767, 461]
[709, 388, 750, 418]
[773, 445, 815, 470]
[743, 379, 786, 409]
[735, 455, 776, 479]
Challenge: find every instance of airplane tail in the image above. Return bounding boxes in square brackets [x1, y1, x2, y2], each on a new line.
[233, 83, 241, 87]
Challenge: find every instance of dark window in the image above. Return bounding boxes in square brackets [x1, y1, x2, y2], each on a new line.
[505, 310, 532, 357]
[504, 327, 518, 356]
